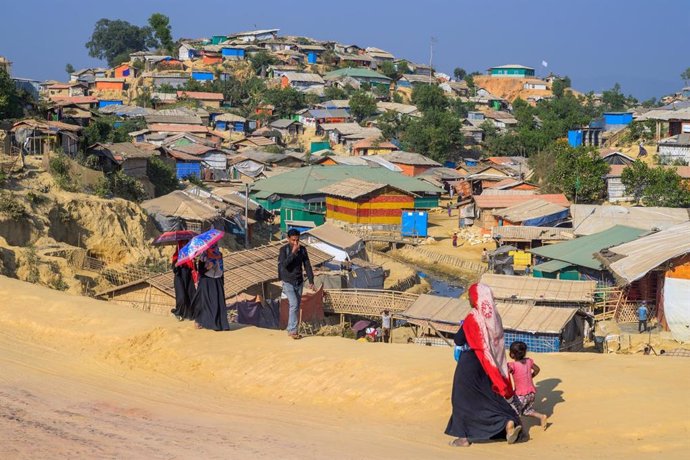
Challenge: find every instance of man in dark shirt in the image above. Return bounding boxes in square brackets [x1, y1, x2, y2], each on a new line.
[278, 229, 315, 339]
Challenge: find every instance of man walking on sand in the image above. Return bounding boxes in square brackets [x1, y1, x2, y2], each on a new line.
[637, 301, 649, 333]
[279, 229, 315, 340]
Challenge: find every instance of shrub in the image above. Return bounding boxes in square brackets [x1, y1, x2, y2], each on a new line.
[0, 192, 28, 219]
[100, 171, 146, 202]
[147, 157, 178, 197]
[23, 247, 40, 284]
[49, 154, 80, 192]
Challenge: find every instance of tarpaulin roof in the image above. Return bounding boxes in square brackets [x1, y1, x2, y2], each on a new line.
[303, 223, 363, 252]
[493, 198, 568, 224]
[529, 225, 648, 271]
[474, 193, 569, 209]
[499, 303, 578, 334]
[491, 226, 574, 243]
[571, 204, 690, 236]
[532, 259, 572, 273]
[480, 274, 597, 303]
[399, 294, 470, 333]
[603, 222, 690, 285]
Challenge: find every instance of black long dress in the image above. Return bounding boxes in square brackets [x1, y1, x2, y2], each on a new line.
[172, 265, 196, 320]
[445, 327, 519, 442]
[192, 260, 230, 331]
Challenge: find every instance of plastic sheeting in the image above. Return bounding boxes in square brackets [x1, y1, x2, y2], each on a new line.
[522, 208, 570, 227]
[664, 277, 690, 342]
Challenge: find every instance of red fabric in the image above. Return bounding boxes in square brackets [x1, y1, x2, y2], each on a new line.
[279, 288, 325, 330]
[463, 283, 514, 399]
[172, 241, 198, 283]
[508, 358, 536, 396]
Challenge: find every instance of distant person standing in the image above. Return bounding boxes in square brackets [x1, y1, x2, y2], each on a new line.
[452, 232, 458, 247]
[637, 301, 649, 333]
[447, 202, 453, 217]
[278, 229, 315, 340]
[382, 310, 392, 343]
[524, 264, 531, 276]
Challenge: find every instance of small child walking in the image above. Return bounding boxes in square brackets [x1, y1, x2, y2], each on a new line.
[508, 341, 548, 429]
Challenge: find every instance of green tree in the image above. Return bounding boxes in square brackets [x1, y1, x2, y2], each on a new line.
[601, 83, 627, 112]
[411, 83, 448, 113]
[621, 161, 690, 207]
[249, 51, 277, 76]
[450, 98, 475, 118]
[148, 13, 174, 54]
[86, 18, 156, 66]
[453, 67, 466, 81]
[377, 110, 411, 140]
[112, 118, 147, 143]
[82, 118, 114, 146]
[378, 61, 400, 81]
[0, 68, 23, 119]
[681, 67, 690, 86]
[401, 110, 464, 163]
[349, 90, 377, 122]
[65, 63, 75, 75]
[324, 85, 347, 100]
[396, 61, 411, 76]
[540, 141, 609, 203]
[262, 87, 305, 118]
[147, 157, 178, 197]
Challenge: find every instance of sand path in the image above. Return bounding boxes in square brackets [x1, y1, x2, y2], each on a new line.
[0, 276, 688, 459]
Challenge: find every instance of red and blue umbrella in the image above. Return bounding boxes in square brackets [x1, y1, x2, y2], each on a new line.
[152, 230, 198, 246]
[176, 228, 225, 266]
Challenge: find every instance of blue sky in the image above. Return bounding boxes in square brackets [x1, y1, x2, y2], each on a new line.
[1, 0, 687, 99]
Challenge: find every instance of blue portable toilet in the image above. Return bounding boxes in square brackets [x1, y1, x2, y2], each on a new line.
[307, 51, 318, 64]
[464, 158, 478, 167]
[401, 210, 428, 237]
[568, 129, 583, 147]
[444, 160, 457, 168]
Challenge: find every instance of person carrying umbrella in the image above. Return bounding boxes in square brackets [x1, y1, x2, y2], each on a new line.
[177, 229, 230, 331]
[153, 231, 198, 322]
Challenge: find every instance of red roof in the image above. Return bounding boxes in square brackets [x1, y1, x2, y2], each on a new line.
[50, 96, 98, 104]
[474, 193, 569, 209]
[148, 123, 209, 133]
[176, 91, 224, 101]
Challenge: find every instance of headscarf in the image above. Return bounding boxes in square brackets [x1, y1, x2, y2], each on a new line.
[206, 243, 224, 272]
[172, 240, 198, 282]
[462, 283, 514, 399]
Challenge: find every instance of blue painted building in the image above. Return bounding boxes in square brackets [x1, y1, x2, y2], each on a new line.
[602, 112, 633, 128]
[221, 47, 246, 59]
[191, 71, 214, 81]
[98, 100, 123, 109]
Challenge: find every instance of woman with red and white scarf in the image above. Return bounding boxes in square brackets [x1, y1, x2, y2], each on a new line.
[445, 283, 522, 447]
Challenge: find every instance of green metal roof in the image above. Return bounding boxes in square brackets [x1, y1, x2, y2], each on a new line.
[532, 259, 573, 273]
[323, 68, 391, 81]
[250, 165, 443, 198]
[529, 225, 648, 271]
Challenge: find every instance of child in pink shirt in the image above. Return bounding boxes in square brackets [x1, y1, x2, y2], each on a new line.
[508, 341, 548, 429]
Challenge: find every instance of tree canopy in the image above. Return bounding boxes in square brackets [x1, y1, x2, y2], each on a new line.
[532, 141, 609, 203]
[681, 67, 690, 86]
[411, 83, 448, 113]
[262, 87, 305, 118]
[453, 67, 466, 81]
[621, 161, 690, 207]
[401, 109, 464, 163]
[349, 90, 377, 122]
[0, 68, 23, 119]
[148, 13, 174, 55]
[86, 18, 157, 66]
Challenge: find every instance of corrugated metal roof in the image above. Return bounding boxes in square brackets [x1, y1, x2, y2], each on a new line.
[304, 223, 362, 250]
[148, 124, 209, 133]
[382, 151, 441, 166]
[251, 165, 443, 198]
[319, 178, 390, 199]
[532, 259, 572, 273]
[282, 72, 324, 84]
[215, 113, 246, 122]
[323, 68, 391, 81]
[491, 226, 574, 242]
[570, 204, 690, 236]
[474, 193, 569, 209]
[480, 274, 597, 303]
[605, 222, 690, 284]
[493, 199, 568, 223]
[176, 91, 224, 101]
[529, 225, 648, 270]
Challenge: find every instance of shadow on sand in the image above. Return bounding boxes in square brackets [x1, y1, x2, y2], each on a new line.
[521, 378, 564, 438]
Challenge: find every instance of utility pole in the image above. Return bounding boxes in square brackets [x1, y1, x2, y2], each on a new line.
[244, 182, 250, 249]
[429, 36, 437, 83]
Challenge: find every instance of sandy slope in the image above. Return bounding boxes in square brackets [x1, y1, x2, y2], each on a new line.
[0, 276, 688, 459]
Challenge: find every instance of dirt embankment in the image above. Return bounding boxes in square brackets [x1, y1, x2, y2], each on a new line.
[0, 161, 164, 295]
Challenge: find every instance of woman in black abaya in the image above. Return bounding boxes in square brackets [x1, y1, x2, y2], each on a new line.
[171, 240, 197, 321]
[192, 243, 230, 331]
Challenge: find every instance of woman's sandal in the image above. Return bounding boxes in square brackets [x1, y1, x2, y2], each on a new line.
[507, 425, 522, 444]
[449, 438, 470, 447]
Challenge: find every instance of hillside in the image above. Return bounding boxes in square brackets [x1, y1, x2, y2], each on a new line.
[474, 75, 553, 103]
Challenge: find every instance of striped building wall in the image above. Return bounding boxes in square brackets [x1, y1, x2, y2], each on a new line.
[326, 190, 413, 225]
